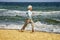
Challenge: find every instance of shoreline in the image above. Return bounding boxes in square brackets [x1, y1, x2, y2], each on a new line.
[0, 22, 60, 33]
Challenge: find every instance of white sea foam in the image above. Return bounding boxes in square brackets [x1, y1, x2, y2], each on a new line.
[0, 9, 60, 16]
[0, 9, 7, 10]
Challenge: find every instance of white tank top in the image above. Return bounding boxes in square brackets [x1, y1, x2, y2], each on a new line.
[26, 10, 32, 19]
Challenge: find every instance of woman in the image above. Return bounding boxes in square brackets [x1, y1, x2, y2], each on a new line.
[20, 5, 34, 32]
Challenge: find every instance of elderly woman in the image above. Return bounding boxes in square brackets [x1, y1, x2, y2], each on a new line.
[20, 5, 34, 32]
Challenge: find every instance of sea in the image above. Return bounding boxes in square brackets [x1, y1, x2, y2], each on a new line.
[0, 2, 60, 33]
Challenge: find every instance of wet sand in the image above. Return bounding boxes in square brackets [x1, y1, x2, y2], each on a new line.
[0, 30, 60, 40]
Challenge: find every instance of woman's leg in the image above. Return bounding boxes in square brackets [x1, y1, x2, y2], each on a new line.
[21, 19, 30, 31]
[21, 23, 27, 31]
[31, 20, 34, 32]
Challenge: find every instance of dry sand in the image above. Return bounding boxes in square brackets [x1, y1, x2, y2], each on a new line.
[0, 30, 60, 40]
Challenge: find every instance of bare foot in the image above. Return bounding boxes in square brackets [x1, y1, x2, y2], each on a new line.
[21, 30, 24, 32]
[20, 29, 24, 32]
[18, 29, 24, 32]
[32, 30, 34, 32]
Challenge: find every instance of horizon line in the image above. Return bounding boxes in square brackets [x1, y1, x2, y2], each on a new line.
[1, 1, 59, 2]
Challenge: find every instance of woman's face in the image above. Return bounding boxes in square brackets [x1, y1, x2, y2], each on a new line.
[30, 7, 32, 11]
[28, 7, 32, 11]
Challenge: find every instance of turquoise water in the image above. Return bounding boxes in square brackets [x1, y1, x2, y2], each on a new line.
[0, 2, 60, 11]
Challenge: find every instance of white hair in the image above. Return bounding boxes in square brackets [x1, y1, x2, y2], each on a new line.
[28, 5, 32, 9]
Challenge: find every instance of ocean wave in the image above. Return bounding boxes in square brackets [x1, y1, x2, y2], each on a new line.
[0, 9, 7, 10]
[0, 9, 60, 15]
[0, 9, 60, 21]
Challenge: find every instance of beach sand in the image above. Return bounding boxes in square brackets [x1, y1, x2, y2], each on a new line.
[0, 30, 60, 40]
